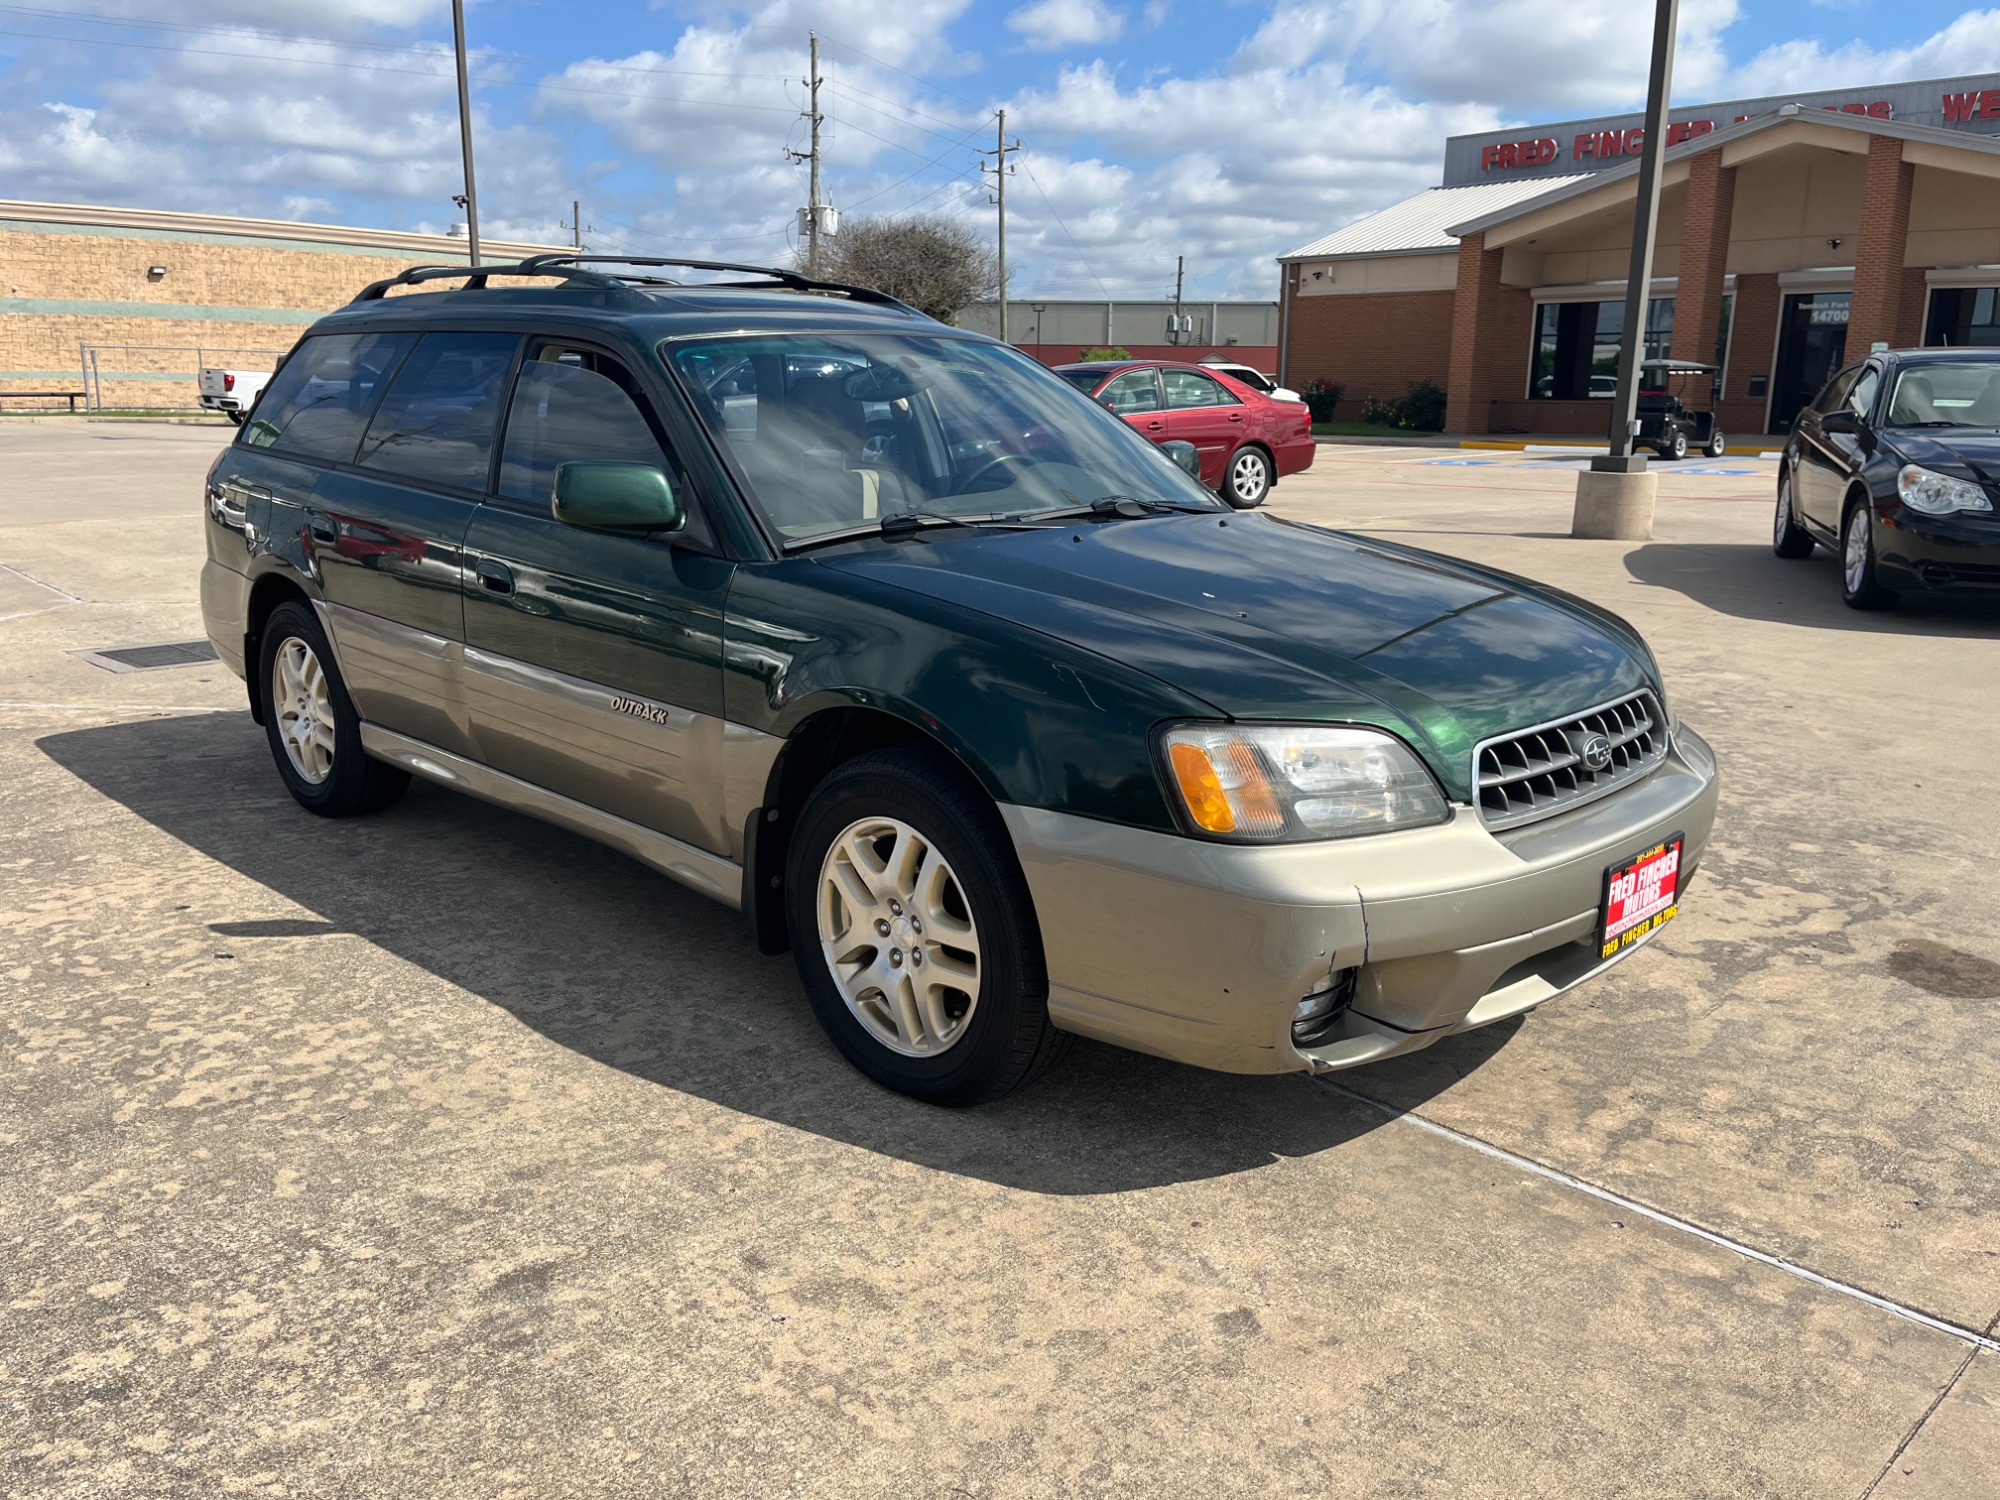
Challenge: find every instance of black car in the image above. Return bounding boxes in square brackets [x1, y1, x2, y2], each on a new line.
[1775, 348, 2000, 609]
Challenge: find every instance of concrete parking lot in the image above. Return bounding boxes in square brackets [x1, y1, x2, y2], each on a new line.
[3, 421, 1997, 1498]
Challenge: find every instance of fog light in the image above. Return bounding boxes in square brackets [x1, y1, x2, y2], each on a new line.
[1292, 967, 1358, 1046]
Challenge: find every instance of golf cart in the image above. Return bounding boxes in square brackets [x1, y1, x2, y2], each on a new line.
[1635, 358, 1726, 460]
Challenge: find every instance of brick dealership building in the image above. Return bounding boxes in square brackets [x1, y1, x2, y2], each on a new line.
[0, 202, 560, 411]
[1277, 74, 2000, 438]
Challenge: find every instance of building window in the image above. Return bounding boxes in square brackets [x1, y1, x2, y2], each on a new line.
[1926, 287, 2000, 347]
[1531, 297, 1674, 398]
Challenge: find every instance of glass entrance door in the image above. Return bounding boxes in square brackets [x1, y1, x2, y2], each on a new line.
[1770, 292, 1850, 432]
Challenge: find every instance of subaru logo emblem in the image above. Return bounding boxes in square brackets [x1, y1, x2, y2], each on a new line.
[1578, 732, 1614, 772]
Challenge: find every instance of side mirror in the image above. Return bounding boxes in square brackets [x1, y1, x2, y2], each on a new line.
[552, 462, 684, 533]
[1160, 439, 1201, 477]
[1820, 409, 1860, 435]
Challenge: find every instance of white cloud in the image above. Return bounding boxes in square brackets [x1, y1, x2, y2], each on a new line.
[1006, 0, 1126, 52]
[1723, 8, 2000, 96]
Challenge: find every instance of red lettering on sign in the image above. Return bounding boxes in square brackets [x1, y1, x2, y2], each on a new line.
[1984, 90, 2000, 119]
[1944, 91, 1979, 123]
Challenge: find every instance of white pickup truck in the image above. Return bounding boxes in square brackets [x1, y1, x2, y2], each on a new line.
[197, 366, 272, 424]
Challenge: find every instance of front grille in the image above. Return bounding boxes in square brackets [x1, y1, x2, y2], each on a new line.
[1474, 690, 1668, 830]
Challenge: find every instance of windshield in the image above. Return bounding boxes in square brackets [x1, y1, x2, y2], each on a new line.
[1886, 361, 2000, 427]
[667, 335, 1222, 542]
[1055, 368, 1104, 394]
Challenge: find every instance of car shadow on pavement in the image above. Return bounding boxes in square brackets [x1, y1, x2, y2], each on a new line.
[1624, 542, 2000, 634]
[39, 711, 1504, 1196]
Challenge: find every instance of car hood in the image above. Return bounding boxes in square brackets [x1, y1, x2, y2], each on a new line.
[816, 512, 1655, 797]
[1885, 427, 2000, 483]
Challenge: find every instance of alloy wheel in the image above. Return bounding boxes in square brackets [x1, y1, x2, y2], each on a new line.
[1774, 477, 1792, 546]
[1229, 450, 1269, 504]
[817, 816, 981, 1057]
[1844, 508, 1870, 594]
[272, 635, 335, 784]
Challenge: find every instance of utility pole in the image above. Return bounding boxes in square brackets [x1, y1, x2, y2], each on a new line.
[1172, 255, 1185, 345]
[785, 34, 827, 270]
[450, 0, 481, 266]
[561, 200, 592, 252]
[982, 111, 1020, 341]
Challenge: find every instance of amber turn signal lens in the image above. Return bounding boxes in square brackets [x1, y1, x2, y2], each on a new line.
[1168, 741, 1236, 833]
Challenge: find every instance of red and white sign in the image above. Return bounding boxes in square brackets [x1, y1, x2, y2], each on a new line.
[1600, 836, 1682, 959]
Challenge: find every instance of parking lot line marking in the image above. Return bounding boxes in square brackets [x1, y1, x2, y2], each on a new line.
[1315, 1079, 2000, 1354]
[0, 702, 238, 713]
[0, 560, 84, 603]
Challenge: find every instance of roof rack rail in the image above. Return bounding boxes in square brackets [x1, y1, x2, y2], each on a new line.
[351, 253, 922, 317]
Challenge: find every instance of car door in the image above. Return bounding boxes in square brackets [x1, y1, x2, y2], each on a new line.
[1819, 364, 1880, 522]
[460, 339, 737, 857]
[1792, 364, 1860, 532]
[1161, 368, 1247, 487]
[304, 329, 518, 757]
[1096, 368, 1167, 445]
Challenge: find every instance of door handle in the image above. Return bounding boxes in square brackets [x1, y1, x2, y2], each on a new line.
[1227, 412, 1244, 422]
[476, 559, 515, 596]
[1144, 419, 1165, 430]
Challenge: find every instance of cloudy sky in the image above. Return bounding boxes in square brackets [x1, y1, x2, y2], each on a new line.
[0, 1, 1994, 298]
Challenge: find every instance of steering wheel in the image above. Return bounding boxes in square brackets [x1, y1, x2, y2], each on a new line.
[954, 451, 1034, 495]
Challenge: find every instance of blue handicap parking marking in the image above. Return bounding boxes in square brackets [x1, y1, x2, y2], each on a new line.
[1423, 458, 1500, 466]
[1672, 466, 1760, 475]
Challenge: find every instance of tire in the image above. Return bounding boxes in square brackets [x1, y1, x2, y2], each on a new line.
[1840, 498, 1898, 611]
[1222, 446, 1272, 509]
[785, 745, 1070, 1105]
[257, 599, 410, 816]
[1664, 428, 1688, 460]
[1704, 428, 1726, 458]
[225, 410, 246, 427]
[1772, 470, 1814, 558]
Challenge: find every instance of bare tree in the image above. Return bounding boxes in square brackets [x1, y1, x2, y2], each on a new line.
[801, 215, 1000, 325]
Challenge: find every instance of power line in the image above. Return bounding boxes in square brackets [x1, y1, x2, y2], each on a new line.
[1017, 153, 1114, 301]
[814, 31, 986, 109]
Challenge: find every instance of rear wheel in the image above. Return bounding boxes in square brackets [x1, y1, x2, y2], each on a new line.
[1841, 499, 1898, 611]
[785, 746, 1068, 1105]
[1663, 427, 1688, 460]
[1223, 446, 1272, 509]
[257, 600, 410, 816]
[1703, 428, 1726, 458]
[1772, 470, 1814, 558]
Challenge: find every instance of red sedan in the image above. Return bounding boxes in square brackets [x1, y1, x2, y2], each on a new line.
[1054, 359, 1315, 507]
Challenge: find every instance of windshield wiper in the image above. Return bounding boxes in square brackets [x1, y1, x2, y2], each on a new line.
[1037, 493, 1222, 521]
[781, 511, 1054, 552]
[1892, 420, 1973, 428]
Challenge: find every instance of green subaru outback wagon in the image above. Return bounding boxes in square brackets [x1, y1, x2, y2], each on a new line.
[200, 255, 1718, 1105]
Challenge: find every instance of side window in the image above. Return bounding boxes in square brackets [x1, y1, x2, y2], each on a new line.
[496, 347, 677, 510]
[1845, 367, 1881, 419]
[1099, 370, 1160, 414]
[1813, 366, 1858, 416]
[1162, 369, 1239, 409]
[241, 332, 414, 461]
[355, 331, 520, 492]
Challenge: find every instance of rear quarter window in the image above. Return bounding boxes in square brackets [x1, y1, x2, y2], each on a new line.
[241, 331, 416, 462]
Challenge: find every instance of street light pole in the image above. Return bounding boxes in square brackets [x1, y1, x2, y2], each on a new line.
[451, 0, 481, 267]
[1599, 0, 1679, 472]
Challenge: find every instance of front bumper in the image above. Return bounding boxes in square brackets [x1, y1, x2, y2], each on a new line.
[1876, 509, 2000, 592]
[1001, 724, 1718, 1075]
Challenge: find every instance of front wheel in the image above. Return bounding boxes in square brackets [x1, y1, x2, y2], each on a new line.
[257, 600, 410, 816]
[785, 746, 1069, 1105]
[1841, 501, 1897, 611]
[1223, 446, 1272, 508]
[1773, 471, 1814, 558]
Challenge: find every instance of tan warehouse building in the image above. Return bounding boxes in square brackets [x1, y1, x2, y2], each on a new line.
[0, 201, 563, 412]
[1278, 74, 2000, 440]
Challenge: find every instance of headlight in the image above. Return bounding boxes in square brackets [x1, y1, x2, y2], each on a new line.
[1897, 464, 1993, 516]
[1159, 723, 1450, 842]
